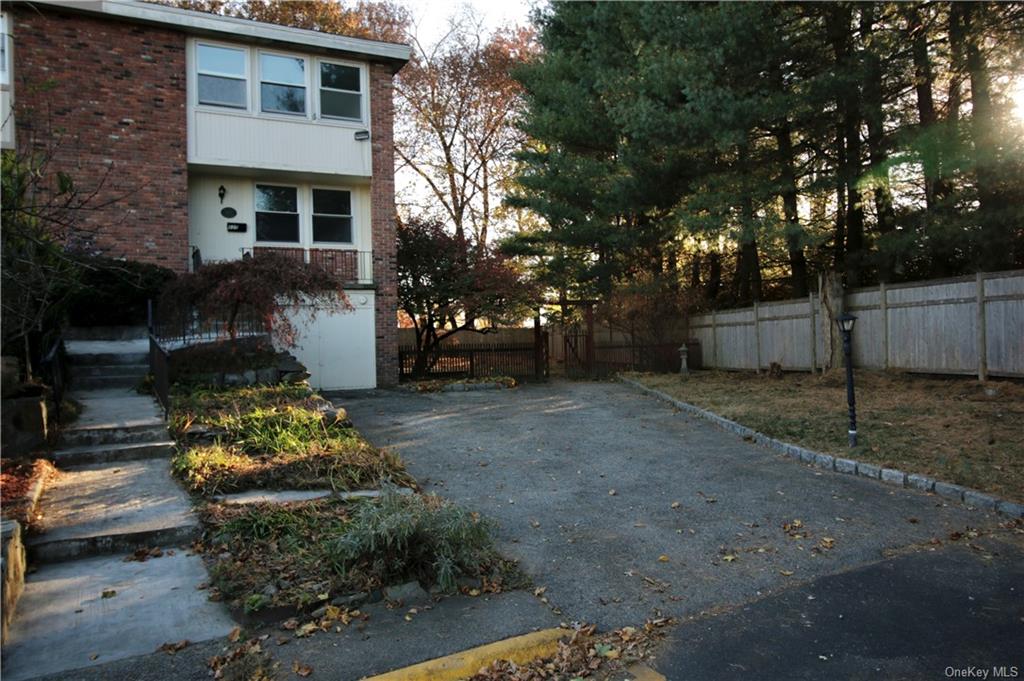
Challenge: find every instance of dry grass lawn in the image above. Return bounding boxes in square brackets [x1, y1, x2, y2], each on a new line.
[626, 370, 1024, 503]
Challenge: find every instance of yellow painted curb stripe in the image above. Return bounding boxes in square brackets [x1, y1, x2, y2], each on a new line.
[362, 628, 571, 681]
[625, 663, 667, 681]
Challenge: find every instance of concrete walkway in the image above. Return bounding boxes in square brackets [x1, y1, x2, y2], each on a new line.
[333, 381, 1020, 676]
[2, 336, 235, 681]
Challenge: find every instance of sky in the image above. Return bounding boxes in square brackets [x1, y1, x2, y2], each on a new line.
[397, 0, 539, 47]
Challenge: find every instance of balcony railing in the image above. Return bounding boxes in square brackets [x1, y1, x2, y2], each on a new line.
[244, 247, 374, 286]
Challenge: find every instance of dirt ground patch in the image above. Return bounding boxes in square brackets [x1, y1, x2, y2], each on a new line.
[626, 370, 1024, 503]
[0, 459, 58, 527]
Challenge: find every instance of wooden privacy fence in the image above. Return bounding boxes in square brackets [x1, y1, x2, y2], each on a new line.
[399, 341, 548, 381]
[688, 270, 1024, 378]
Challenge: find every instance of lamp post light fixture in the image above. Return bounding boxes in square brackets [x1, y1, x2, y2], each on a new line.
[836, 312, 858, 447]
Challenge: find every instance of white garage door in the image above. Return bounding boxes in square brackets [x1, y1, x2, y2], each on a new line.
[286, 291, 377, 390]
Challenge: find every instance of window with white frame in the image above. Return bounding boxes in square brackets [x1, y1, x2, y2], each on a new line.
[260, 53, 306, 115]
[196, 43, 247, 109]
[255, 184, 300, 243]
[312, 189, 353, 243]
[319, 62, 361, 121]
[0, 13, 9, 86]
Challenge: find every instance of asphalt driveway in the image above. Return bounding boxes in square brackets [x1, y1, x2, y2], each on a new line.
[338, 380, 1022, 676]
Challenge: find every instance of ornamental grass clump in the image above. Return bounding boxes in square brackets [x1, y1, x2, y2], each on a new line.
[331, 488, 497, 593]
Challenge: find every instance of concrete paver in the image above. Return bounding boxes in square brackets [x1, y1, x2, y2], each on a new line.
[29, 459, 197, 558]
[2, 552, 236, 681]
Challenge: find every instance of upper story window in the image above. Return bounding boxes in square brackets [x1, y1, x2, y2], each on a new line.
[191, 40, 366, 125]
[319, 62, 361, 121]
[312, 189, 353, 243]
[260, 53, 306, 115]
[197, 44, 247, 109]
[255, 184, 300, 243]
[0, 13, 9, 86]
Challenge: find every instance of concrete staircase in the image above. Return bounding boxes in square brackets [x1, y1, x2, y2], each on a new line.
[2, 331, 235, 681]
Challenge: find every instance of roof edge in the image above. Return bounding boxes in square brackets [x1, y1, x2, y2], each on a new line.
[34, 0, 411, 69]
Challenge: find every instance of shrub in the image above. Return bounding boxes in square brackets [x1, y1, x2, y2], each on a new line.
[331, 488, 496, 592]
[158, 252, 351, 348]
[67, 255, 177, 326]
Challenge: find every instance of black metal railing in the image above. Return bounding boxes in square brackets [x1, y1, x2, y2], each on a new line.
[149, 332, 171, 419]
[39, 334, 66, 422]
[149, 297, 265, 346]
[240, 247, 375, 285]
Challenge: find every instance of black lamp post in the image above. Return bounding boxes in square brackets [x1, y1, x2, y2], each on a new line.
[836, 312, 858, 447]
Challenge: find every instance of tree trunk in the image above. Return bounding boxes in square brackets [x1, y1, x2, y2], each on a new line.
[905, 2, 944, 210]
[862, 5, 897, 282]
[689, 253, 702, 291]
[776, 123, 809, 297]
[705, 251, 721, 301]
[828, 4, 865, 287]
[963, 2, 1009, 271]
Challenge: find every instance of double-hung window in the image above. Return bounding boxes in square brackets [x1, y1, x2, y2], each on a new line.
[312, 189, 353, 244]
[196, 44, 247, 109]
[261, 53, 306, 115]
[319, 62, 362, 121]
[255, 185, 300, 243]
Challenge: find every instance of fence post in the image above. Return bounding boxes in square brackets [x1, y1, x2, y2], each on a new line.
[808, 292, 816, 373]
[533, 311, 543, 381]
[711, 310, 718, 368]
[469, 350, 476, 379]
[753, 300, 761, 373]
[976, 272, 988, 381]
[880, 281, 889, 370]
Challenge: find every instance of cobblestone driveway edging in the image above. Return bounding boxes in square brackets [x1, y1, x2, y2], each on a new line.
[618, 376, 1024, 519]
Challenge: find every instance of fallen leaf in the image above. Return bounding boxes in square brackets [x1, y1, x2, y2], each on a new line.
[722, 555, 737, 563]
[671, 502, 681, 509]
[608, 489, 617, 496]
[228, 626, 242, 643]
[819, 537, 835, 550]
[101, 589, 117, 599]
[534, 587, 547, 597]
[292, 660, 313, 677]
[89, 654, 99, 661]
[295, 622, 318, 638]
[282, 618, 299, 631]
[779, 570, 794, 576]
[468, 588, 481, 597]
[658, 555, 670, 563]
[157, 640, 190, 654]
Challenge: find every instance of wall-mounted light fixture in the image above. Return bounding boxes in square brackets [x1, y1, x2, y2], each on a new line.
[218, 185, 227, 204]
[354, 130, 370, 141]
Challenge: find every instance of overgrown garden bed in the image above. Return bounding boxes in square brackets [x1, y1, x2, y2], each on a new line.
[198, 489, 521, 614]
[626, 370, 1024, 503]
[169, 383, 521, 618]
[170, 384, 414, 496]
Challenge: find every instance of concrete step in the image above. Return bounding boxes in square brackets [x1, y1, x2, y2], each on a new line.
[65, 325, 149, 341]
[1, 552, 236, 681]
[67, 351, 149, 367]
[73, 374, 146, 391]
[72, 374, 146, 390]
[65, 338, 150, 367]
[27, 459, 199, 564]
[61, 390, 167, 447]
[71, 363, 149, 378]
[61, 423, 169, 448]
[51, 440, 177, 466]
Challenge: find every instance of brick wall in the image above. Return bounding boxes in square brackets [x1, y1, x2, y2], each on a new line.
[12, 7, 189, 272]
[369, 62, 399, 387]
